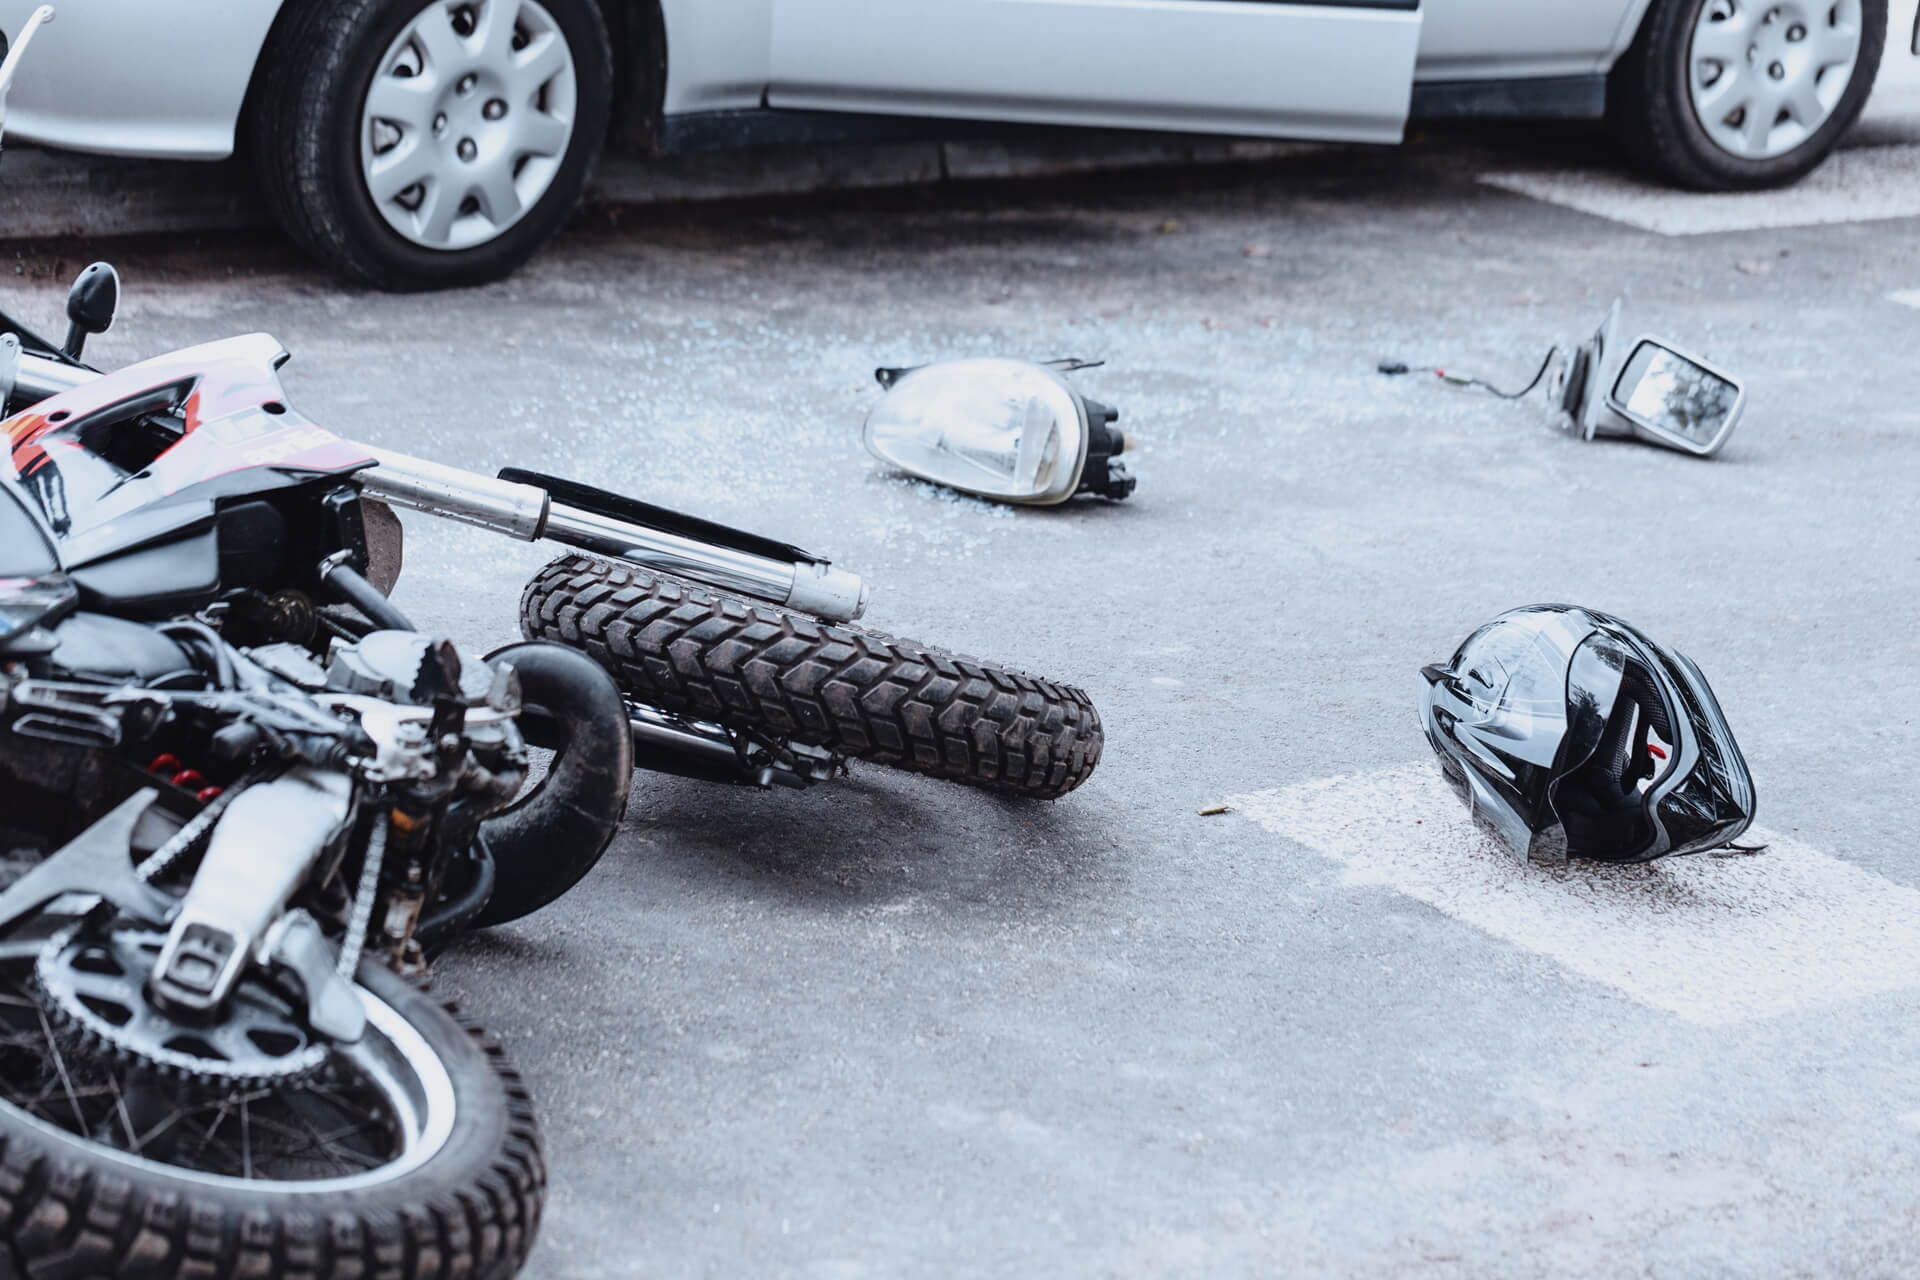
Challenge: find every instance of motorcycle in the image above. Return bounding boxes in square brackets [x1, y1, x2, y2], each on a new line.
[0, 18, 634, 1263]
[0, 9, 1101, 1274]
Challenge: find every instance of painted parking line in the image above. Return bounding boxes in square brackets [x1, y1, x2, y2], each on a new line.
[1479, 143, 1920, 235]
[1229, 764, 1920, 1026]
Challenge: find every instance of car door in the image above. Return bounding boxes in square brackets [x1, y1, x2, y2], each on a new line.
[767, 0, 1425, 144]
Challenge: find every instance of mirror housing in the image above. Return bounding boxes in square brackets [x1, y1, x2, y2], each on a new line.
[1549, 297, 1744, 458]
[61, 261, 118, 360]
[1605, 338, 1744, 457]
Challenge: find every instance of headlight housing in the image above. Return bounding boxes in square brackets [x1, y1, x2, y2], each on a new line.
[862, 358, 1132, 505]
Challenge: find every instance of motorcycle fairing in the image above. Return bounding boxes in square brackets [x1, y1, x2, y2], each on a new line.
[2, 334, 373, 561]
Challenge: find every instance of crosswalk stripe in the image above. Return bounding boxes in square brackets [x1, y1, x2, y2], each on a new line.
[1229, 763, 1920, 1026]
[1480, 142, 1920, 235]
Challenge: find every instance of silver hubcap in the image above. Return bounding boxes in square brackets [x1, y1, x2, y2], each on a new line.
[1688, 0, 1863, 161]
[360, 0, 578, 252]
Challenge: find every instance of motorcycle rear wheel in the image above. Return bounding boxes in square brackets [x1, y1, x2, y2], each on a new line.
[0, 960, 544, 1279]
[521, 555, 1103, 798]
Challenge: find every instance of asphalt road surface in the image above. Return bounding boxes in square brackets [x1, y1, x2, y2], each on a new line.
[15, 76, 1920, 1278]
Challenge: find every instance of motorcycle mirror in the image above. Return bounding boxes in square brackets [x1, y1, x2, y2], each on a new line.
[862, 358, 1135, 504]
[62, 261, 118, 360]
[0, 331, 19, 411]
[1550, 297, 1742, 458]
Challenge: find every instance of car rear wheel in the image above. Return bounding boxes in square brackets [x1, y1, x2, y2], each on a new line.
[1607, 0, 1885, 190]
[251, 0, 613, 289]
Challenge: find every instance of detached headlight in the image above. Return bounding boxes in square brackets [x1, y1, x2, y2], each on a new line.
[862, 358, 1134, 505]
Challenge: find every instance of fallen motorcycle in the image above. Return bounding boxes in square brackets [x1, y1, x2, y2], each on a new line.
[0, 584, 604, 1273]
[2, 306, 1106, 805]
[0, 311, 1100, 1275]
[0, 13, 1101, 1275]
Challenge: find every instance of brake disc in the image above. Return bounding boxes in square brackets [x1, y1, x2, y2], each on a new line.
[33, 920, 329, 1088]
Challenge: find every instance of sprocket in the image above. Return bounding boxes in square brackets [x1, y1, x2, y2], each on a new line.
[33, 919, 330, 1088]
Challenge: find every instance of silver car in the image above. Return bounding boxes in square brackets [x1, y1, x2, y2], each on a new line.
[0, 0, 1888, 289]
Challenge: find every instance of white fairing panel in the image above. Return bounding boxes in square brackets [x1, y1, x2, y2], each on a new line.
[769, 0, 1424, 144]
[0, 0, 282, 158]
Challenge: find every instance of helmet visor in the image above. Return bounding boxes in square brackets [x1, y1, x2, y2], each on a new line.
[1551, 634, 1667, 861]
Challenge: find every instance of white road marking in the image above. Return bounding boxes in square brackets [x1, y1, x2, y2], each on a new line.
[1889, 289, 1920, 308]
[1229, 764, 1920, 1026]
[1480, 143, 1920, 235]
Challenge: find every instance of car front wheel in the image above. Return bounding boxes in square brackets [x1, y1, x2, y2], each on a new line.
[1607, 0, 1886, 190]
[253, 0, 613, 289]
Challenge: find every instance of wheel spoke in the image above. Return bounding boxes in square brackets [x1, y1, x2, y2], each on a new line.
[470, 0, 521, 64]
[1809, 22, 1860, 69]
[418, 180, 465, 244]
[1783, 78, 1826, 126]
[510, 32, 570, 96]
[1694, 67, 1746, 116]
[1741, 93, 1779, 150]
[368, 140, 439, 204]
[410, 4, 469, 76]
[514, 110, 571, 159]
[105, 1075, 140, 1151]
[366, 74, 438, 132]
[1693, 16, 1752, 64]
[33, 1005, 87, 1133]
[475, 164, 522, 225]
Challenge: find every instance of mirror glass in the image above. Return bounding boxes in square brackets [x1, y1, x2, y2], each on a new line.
[1610, 340, 1739, 447]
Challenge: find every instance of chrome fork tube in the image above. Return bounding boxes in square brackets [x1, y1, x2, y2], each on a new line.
[4, 356, 869, 620]
[361, 448, 869, 621]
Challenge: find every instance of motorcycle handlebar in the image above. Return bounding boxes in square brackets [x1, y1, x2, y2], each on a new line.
[14, 348, 96, 400]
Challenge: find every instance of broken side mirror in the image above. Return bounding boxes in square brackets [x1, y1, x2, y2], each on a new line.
[1548, 298, 1744, 458]
[1606, 339, 1744, 457]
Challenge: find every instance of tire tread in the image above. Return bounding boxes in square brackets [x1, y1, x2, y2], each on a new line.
[520, 555, 1103, 798]
[0, 992, 541, 1280]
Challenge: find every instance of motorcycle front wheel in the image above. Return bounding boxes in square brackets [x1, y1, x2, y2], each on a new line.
[521, 555, 1103, 798]
[0, 959, 544, 1279]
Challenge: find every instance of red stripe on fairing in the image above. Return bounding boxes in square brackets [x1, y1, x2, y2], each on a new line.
[1, 333, 372, 496]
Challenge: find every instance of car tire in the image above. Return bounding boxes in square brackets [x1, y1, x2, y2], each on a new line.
[251, 0, 613, 290]
[1607, 0, 1885, 190]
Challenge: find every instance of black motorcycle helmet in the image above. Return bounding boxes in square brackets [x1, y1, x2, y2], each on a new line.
[1419, 605, 1755, 865]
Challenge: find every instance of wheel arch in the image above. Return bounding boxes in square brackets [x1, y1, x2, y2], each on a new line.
[1604, 0, 1661, 71]
[603, 0, 670, 154]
